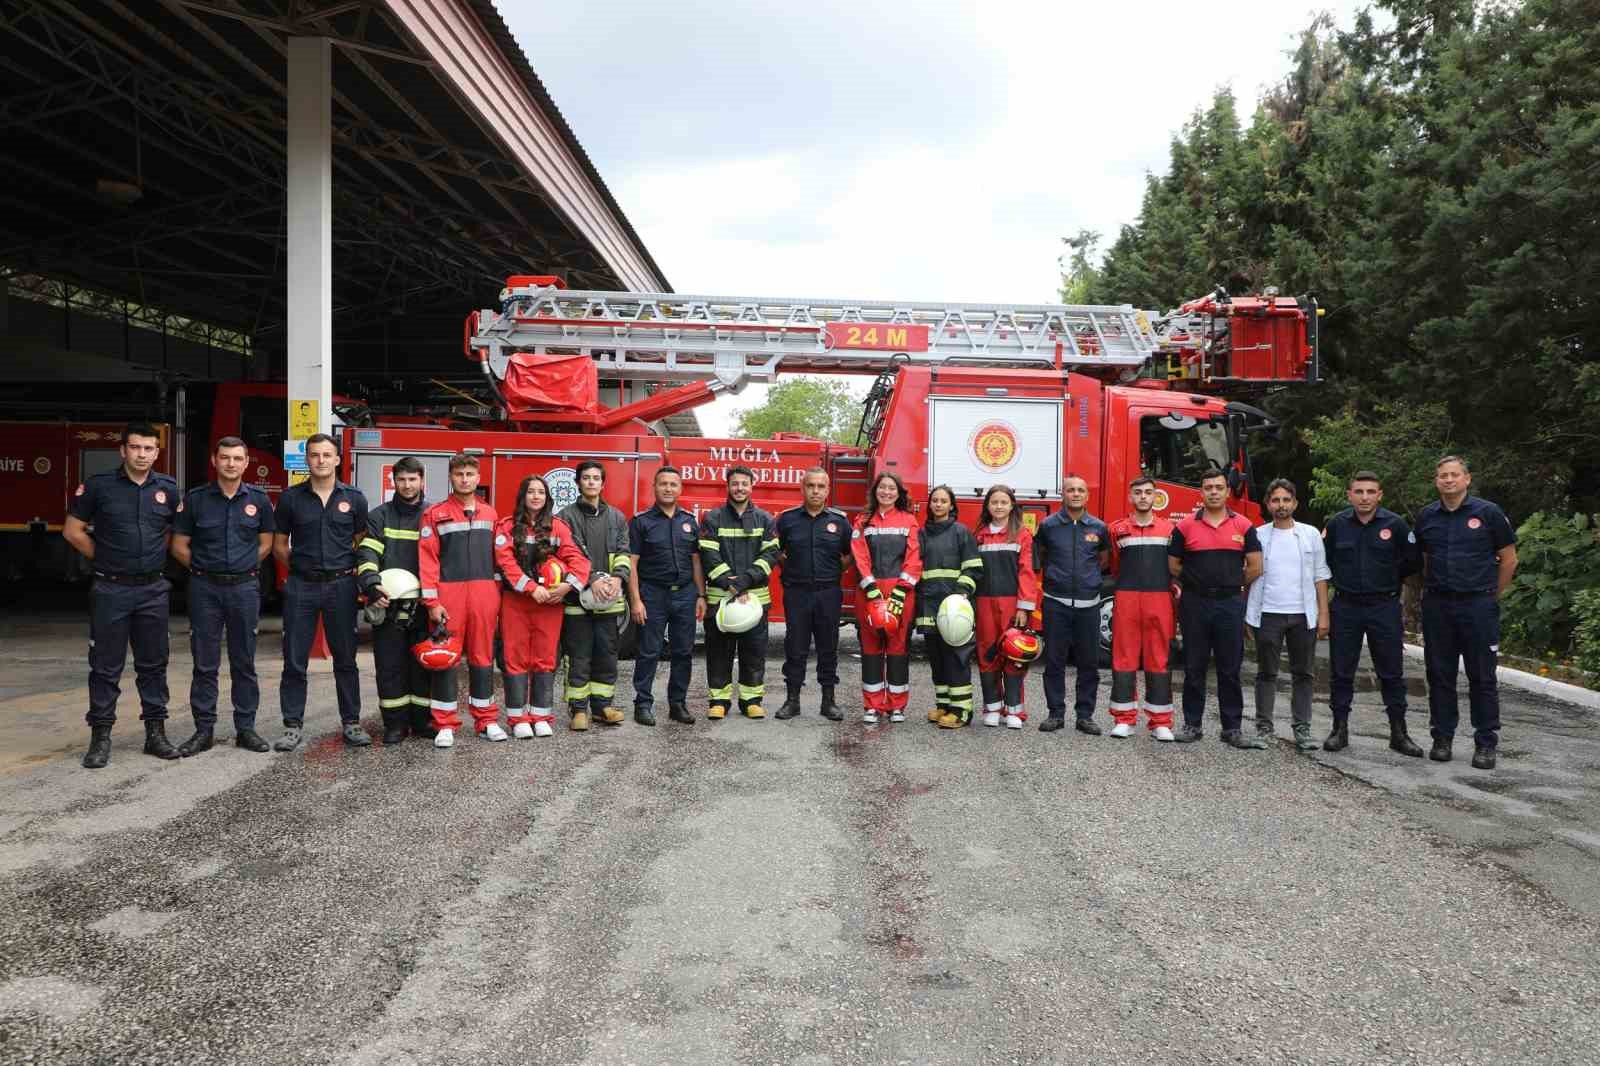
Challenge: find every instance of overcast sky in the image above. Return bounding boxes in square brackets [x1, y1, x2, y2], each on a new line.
[506, 0, 1374, 436]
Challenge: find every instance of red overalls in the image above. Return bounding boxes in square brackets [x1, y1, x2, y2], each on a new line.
[419, 496, 501, 732]
[1107, 515, 1177, 730]
[974, 523, 1038, 720]
[495, 516, 590, 730]
[850, 508, 922, 715]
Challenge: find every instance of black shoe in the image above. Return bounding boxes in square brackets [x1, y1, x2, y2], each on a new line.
[1388, 725, 1423, 759]
[1471, 745, 1497, 770]
[1074, 717, 1103, 736]
[1221, 729, 1267, 750]
[82, 725, 112, 769]
[177, 729, 214, 758]
[234, 728, 270, 753]
[1429, 738, 1453, 763]
[381, 711, 408, 746]
[635, 707, 657, 727]
[1173, 724, 1204, 743]
[667, 702, 695, 724]
[1324, 723, 1349, 752]
[819, 688, 843, 722]
[143, 721, 179, 760]
[775, 692, 802, 720]
[1039, 716, 1066, 733]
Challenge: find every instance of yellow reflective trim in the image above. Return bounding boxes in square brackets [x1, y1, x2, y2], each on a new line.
[958, 575, 977, 590]
[383, 528, 420, 541]
[697, 539, 721, 550]
[715, 528, 763, 537]
[961, 558, 985, 569]
[706, 563, 731, 580]
[753, 558, 772, 574]
[590, 682, 615, 697]
[566, 683, 591, 700]
[359, 537, 385, 553]
[921, 568, 962, 579]
[760, 538, 780, 551]
[708, 685, 734, 700]
[379, 695, 412, 709]
[356, 562, 380, 575]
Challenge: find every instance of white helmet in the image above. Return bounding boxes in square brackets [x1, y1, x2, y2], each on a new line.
[378, 568, 421, 600]
[715, 595, 763, 634]
[578, 583, 620, 611]
[935, 594, 975, 647]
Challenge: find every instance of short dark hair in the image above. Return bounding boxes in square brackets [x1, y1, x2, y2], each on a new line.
[122, 422, 160, 445]
[447, 452, 479, 472]
[1436, 454, 1470, 473]
[1264, 477, 1297, 500]
[1199, 466, 1228, 486]
[1348, 470, 1381, 488]
[575, 460, 605, 482]
[392, 456, 424, 477]
[726, 465, 756, 484]
[305, 432, 339, 454]
[802, 466, 828, 481]
[654, 465, 682, 481]
[214, 435, 247, 453]
[1128, 475, 1155, 490]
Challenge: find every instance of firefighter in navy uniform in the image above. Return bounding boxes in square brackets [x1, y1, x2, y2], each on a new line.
[170, 435, 275, 756]
[355, 456, 433, 745]
[699, 465, 780, 720]
[1321, 470, 1422, 757]
[62, 422, 180, 769]
[1414, 455, 1518, 770]
[774, 467, 852, 721]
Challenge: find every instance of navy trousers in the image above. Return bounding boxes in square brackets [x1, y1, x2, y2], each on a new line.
[188, 575, 262, 731]
[87, 578, 171, 727]
[1328, 595, 1408, 722]
[279, 574, 361, 727]
[1422, 593, 1501, 748]
[632, 582, 698, 711]
[781, 584, 843, 690]
[1041, 597, 1101, 721]
[1180, 593, 1245, 733]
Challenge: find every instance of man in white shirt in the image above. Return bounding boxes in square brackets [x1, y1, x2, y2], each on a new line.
[1245, 478, 1330, 752]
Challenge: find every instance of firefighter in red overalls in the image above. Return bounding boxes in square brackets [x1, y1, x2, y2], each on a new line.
[850, 472, 922, 724]
[418, 453, 502, 748]
[494, 474, 590, 739]
[1106, 476, 1177, 740]
[974, 485, 1038, 729]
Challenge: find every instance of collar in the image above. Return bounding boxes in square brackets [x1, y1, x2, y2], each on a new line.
[575, 498, 603, 515]
[390, 495, 424, 514]
[652, 503, 680, 519]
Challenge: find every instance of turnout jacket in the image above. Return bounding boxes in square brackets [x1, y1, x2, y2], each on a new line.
[699, 501, 780, 605]
[850, 508, 922, 592]
[557, 498, 632, 615]
[418, 496, 499, 605]
[974, 523, 1037, 609]
[915, 518, 982, 628]
[356, 495, 426, 595]
[493, 515, 590, 596]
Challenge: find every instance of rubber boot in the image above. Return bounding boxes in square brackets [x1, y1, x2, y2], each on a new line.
[818, 686, 842, 721]
[1387, 714, 1423, 758]
[143, 720, 179, 760]
[380, 710, 409, 746]
[775, 687, 802, 720]
[82, 724, 113, 769]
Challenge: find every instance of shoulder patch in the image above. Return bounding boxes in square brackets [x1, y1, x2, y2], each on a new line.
[421, 526, 432, 538]
[495, 533, 507, 547]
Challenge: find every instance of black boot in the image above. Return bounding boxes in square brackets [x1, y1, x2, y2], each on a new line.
[1429, 737, 1453, 762]
[380, 710, 408, 745]
[668, 702, 694, 724]
[177, 728, 214, 758]
[1324, 718, 1349, 752]
[235, 728, 270, 753]
[635, 706, 657, 726]
[775, 688, 802, 720]
[143, 720, 179, 760]
[819, 687, 842, 722]
[1387, 716, 1423, 758]
[82, 724, 112, 769]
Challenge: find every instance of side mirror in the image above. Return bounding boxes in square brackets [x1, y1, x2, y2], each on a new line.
[1227, 467, 1247, 495]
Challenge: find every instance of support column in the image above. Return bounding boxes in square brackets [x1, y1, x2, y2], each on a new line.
[286, 37, 333, 478]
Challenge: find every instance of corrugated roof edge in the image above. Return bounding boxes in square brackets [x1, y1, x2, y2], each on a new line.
[465, 0, 671, 294]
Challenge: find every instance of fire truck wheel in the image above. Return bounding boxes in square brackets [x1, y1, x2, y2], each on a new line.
[1097, 596, 1114, 668]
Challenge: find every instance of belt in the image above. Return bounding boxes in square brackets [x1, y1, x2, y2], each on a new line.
[1335, 591, 1399, 604]
[1425, 588, 1493, 600]
[95, 570, 163, 585]
[641, 579, 696, 592]
[1045, 593, 1101, 609]
[293, 568, 353, 582]
[1186, 586, 1242, 600]
[193, 569, 259, 585]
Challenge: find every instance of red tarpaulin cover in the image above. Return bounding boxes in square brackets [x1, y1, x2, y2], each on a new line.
[501, 352, 599, 415]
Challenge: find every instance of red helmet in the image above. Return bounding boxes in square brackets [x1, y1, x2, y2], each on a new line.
[537, 557, 565, 588]
[1027, 605, 1043, 632]
[412, 624, 462, 671]
[999, 625, 1042, 665]
[864, 595, 899, 636]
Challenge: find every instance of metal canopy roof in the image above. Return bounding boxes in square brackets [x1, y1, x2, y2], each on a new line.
[0, 0, 670, 393]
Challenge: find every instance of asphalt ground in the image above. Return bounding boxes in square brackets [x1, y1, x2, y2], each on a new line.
[2, 614, 1599, 1065]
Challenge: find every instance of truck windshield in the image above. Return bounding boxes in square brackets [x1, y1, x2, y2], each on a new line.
[1139, 415, 1231, 487]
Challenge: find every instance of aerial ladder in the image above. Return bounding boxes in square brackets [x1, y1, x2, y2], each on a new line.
[462, 275, 1318, 432]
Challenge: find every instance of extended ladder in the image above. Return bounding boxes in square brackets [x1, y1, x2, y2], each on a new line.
[466, 280, 1159, 392]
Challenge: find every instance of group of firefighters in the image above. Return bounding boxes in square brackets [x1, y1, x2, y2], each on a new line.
[65, 424, 1517, 772]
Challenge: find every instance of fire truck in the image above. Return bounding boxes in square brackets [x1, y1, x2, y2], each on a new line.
[336, 277, 1320, 656]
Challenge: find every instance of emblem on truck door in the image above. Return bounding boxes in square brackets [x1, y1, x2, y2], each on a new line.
[546, 467, 580, 512]
[968, 420, 1020, 474]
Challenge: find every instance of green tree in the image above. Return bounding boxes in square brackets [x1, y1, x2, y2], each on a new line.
[1058, 229, 1101, 304]
[1303, 400, 1452, 522]
[733, 377, 860, 444]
